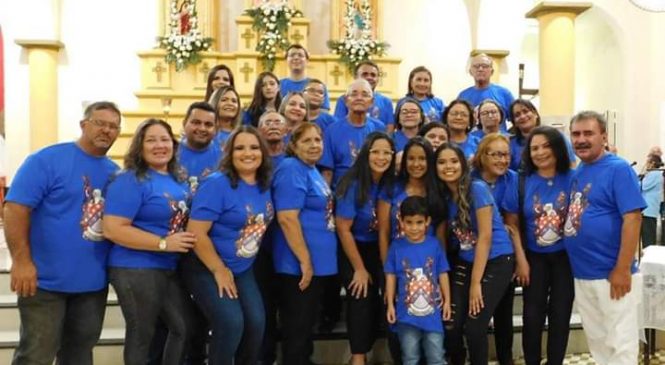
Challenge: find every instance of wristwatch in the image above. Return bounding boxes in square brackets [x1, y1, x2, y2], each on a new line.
[158, 237, 167, 251]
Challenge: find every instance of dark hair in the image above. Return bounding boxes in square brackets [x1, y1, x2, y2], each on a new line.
[354, 60, 379, 76]
[569, 110, 608, 134]
[418, 122, 449, 140]
[336, 132, 396, 207]
[124, 119, 183, 181]
[183, 101, 215, 125]
[394, 97, 426, 131]
[477, 99, 505, 130]
[210, 86, 241, 129]
[521, 126, 571, 175]
[204, 64, 235, 101]
[285, 44, 309, 59]
[285, 122, 322, 157]
[649, 155, 664, 169]
[399, 137, 447, 224]
[82, 101, 121, 122]
[246, 72, 282, 127]
[399, 196, 430, 219]
[435, 143, 472, 230]
[406, 66, 434, 98]
[442, 99, 474, 132]
[509, 99, 541, 139]
[219, 126, 272, 191]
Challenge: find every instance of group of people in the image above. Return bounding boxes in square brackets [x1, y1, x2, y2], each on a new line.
[4, 44, 650, 365]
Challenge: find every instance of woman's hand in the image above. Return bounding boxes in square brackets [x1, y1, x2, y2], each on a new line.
[348, 268, 371, 299]
[469, 282, 484, 316]
[165, 232, 196, 252]
[514, 255, 531, 287]
[386, 304, 396, 324]
[213, 266, 237, 299]
[299, 261, 314, 291]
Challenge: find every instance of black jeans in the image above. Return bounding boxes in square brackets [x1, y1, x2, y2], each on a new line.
[493, 281, 516, 364]
[254, 244, 280, 365]
[278, 274, 329, 365]
[339, 241, 384, 354]
[641, 216, 658, 248]
[522, 250, 574, 365]
[13, 287, 107, 365]
[446, 254, 514, 365]
[109, 267, 195, 365]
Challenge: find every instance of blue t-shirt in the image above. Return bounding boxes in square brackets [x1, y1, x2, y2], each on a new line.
[447, 180, 514, 263]
[311, 112, 337, 132]
[272, 157, 337, 276]
[319, 117, 386, 187]
[105, 170, 190, 270]
[509, 132, 576, 171]
[379, 182, 435, 241]
[336, 181, 380, 243]
[458, 84, 515, 132]
[215, 130, 232, 150]
[280, 77, 331, 110]
[398, 96, 446, 124]
[334, 91, 395, 128]
[392, 130, 415, 153]
[384, 236, 449, 333]
[503, 171, 573, 253]
[563, 154, 646, 279]
[190, 172, 273, 274]
[271, 153, 286, 168]
[177, 141, 222, 194]
[471, 169, 518, 213]
[6, 142, 119, 292]
[641, 170, 664, 218]
[453, 134, 480, 160]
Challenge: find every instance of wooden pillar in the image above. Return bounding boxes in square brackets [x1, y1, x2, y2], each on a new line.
[526, 2, 591, 116]
[15, 40, 64, 152]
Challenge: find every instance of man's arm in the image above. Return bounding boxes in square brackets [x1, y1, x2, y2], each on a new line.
[608, 210, 642, 300]
[4, 202, 37, 297]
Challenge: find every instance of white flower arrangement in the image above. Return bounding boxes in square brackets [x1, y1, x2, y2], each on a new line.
[245, 0, 303, 71]
[327, 0, 388, 73]
[158, 0, 214, 72]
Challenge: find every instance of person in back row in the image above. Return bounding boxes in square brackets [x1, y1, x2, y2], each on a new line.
[398, 66, 446, 124]
[280, 44, 331, 110]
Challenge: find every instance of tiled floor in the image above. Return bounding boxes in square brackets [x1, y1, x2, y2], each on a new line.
[486, 350, 665, 365]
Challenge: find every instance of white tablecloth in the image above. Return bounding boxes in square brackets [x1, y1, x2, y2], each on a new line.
[640, 246, 665, 331]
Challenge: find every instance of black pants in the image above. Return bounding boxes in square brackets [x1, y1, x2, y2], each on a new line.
[446, 254, 514, 365]
[339, 242, 384, 354]
[254, 245, 279, 365]
[522, 250, 574, 365]
[493, 282, 515, 364]
[278, 274, 329, 365]
[641, 216, 658, 248]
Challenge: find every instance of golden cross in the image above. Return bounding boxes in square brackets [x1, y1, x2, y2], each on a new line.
[241, 28, 255, 49]
[152, 62, 166, 83]
[240, 62, 254, 83]
[329, 65, 343, 86]
[291, 29, 304, 44]
[199, 62, 210, 82]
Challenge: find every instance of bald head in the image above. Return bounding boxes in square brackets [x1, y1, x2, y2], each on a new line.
[469, 53, 494, 86]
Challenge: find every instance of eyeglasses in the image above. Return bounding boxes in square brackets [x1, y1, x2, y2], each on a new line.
[486, 151, 510, 161]
[472, 64, 492, 70]
[479, 110, 500, 117]
[400, 109, 420, 115]
[262, 119, 285, 127]
[88, 119, 120, 131]
[449, 112, 469, 118]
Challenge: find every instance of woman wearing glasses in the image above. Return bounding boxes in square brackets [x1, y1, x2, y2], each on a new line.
[443, 99, 479, 160]
[470, 99, 506, 140]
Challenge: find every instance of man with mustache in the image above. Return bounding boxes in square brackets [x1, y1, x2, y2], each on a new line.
[564, 110, 645, 364]
[5, 101, 121, 364]
[258, 110, 288, 167]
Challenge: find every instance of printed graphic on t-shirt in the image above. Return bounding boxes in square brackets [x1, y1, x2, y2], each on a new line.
[368, 200, 378, 232]
[369, 106, 380, 119]
[394, 203, 404, 239]
[187, 168, 213, 195]
[426, 107, 440, 124]
[315, 179, 336, 231]
[564, 182, 591, 237]
[348, 140, 359, 162]
[236, 202, 274, 258]
[533, 192, 567, 246]
[451, 218, 477, 251]
[80, 176, 105, 241]
[403, 257, 437, 316]
[165, 193, 190, 235]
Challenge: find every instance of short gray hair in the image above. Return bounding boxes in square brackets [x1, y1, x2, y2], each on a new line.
[345, 79, 373, 97]
[83, 101, 121, 121]
[258, 111, 286, 127]
[569, 110, 607, 134]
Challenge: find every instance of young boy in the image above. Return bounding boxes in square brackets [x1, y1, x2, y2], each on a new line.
[303, 79, 336, 131]
[385, 196, 451, 365]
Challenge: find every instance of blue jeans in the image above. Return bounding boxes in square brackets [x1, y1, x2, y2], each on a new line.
[181, 253, 265, 365]
[396, 323, 445, 365]
[13, 287, 107, 365]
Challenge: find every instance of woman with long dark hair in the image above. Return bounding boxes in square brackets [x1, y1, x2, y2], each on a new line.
[209, 86, 241, 147]
[336, 132, 396, 365]
[204, 64, 235, 101]
[243, 72, 282, 127]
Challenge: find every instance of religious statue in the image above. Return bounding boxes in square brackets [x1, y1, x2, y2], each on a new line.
[179, 1, 192, 35]
[350, 0, 366, 39]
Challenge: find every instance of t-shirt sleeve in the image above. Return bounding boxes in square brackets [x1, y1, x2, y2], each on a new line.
[613, 163, 647, 215]
[104, 172, 143, 220]
[190, 174, 225, 221]
[435, 243, 450, 273]
[322, 85, 331, 110]
[6, 153, 52, 208]
[273, 164, 308, 211]
[380, 97, 395, 126]
[378, 185, 392, 203]
[501, 176, 520, 214]
[333, 96, 347, 119]
[335, 183, 358, 220]
[384, 244, 397, 273]
[318, 128, 335, 170]
[472, 181, 495, 210]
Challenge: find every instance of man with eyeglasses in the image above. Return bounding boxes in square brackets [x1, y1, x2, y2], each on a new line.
[280, 44, 331, 110]
[333, 60, 395, 132]
[458, 53, 515, 132]
[5, 101, 121, 364]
